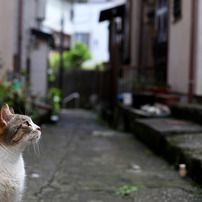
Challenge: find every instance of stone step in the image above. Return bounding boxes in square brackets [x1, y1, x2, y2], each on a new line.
[171, 104, 202, 125]
[134, 118, 202, 184]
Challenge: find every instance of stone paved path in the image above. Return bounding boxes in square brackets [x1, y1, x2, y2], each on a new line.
[23, 109, 202, 202]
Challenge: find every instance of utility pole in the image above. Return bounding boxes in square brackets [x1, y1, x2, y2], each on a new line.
[58, 0, 65, 92]
[16, 0, 23, 78]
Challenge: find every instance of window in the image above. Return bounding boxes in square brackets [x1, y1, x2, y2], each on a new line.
[74, 33, 90, 47]
[156, 0, 168, 42]
[74, 0, 88, 3]
[173, 0, 181, 22]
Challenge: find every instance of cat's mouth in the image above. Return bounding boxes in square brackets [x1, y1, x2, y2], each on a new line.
[29, 131, 41, 143]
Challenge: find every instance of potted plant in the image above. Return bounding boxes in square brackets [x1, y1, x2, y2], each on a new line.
[150, 82, 170, 95]
[132, 75, 155, 109]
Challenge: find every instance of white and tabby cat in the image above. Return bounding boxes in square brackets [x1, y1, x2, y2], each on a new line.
[0, 104, 41, 202]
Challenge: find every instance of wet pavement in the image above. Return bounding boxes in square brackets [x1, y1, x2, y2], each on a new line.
[23, 109, 202, 202]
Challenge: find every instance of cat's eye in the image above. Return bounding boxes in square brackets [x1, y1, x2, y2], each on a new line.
[24, 121, 30, 126]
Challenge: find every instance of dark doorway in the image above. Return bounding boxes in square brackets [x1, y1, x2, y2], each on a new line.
[153, 0, 169, 83]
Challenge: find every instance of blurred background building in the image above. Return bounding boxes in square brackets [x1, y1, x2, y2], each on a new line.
[99, 0, 202, 107]
[72, 0, 125, 67]
[0, 0, 202, 107]
[0, 0, 52, 97]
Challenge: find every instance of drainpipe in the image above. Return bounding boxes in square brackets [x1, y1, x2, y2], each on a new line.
[188, 0, 198, 103]
[16, 0, 23, 76]
[137, 0, 143, 69]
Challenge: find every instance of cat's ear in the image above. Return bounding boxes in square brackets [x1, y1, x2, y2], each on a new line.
[9, 107, 15, 114]
[0, 104, 13, 126]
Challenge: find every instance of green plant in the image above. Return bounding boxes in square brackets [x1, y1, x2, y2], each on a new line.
[45, 88, 61, 115]
[0, 80, 32, 114]
[154, 81, 170, 88]
[116, 185, 145, 196]
[82, 62, 104, 71]
[48, 51, 60, 82]
[49, 51, 60, 69]
[63, 42, 91, 69]
[48, 43, 91, 81]
[97, 62, 104, 71]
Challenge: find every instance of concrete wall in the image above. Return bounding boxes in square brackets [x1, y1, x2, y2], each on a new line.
[0, 0, 49, 98]
[23, 0, 49, 97]
[0, 0, 16, 79]
[167, 0, 191, 94]
[30, 40, 48, 97]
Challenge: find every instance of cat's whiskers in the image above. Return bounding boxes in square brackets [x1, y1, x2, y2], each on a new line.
[32, 141, 40, 158]
[25, 107, 31, 117]
[30, 114, 37, 119]
[25, 107, 28, 116]
[38, 137, 44, 148]
[18, 107, 23, 115]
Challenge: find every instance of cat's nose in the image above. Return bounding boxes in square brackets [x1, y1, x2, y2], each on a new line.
[37, 127, 41, 131]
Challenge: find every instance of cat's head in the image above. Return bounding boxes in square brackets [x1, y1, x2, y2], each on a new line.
[0, 103, 41, 148]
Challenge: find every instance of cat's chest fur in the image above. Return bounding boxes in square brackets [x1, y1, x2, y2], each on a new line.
[0, 146, 25, 202]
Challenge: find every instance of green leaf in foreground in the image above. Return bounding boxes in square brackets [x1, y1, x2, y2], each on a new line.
[116, 185, 145, 196]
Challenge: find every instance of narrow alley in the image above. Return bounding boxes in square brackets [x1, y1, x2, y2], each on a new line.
[23, 109, 202, 202]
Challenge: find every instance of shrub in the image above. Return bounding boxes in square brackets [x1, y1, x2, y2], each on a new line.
[48, 51, 60, 82]
[0, 80, 32, 114]
[62, 42, 91, 69]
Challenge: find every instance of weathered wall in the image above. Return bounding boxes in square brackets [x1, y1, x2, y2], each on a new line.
[23, 0, 49, 96]
[167, 0, 191, 94]
[30, 40, 48, 97]
[0, 0, 16, 78]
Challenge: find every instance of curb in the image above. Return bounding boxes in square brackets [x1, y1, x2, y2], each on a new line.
[134, 118, 202, 184]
